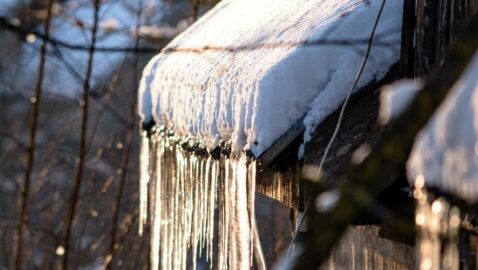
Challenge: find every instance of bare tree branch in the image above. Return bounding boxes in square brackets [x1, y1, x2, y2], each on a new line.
[192, 0, 201, 21]
[13, 1, 54, 269]
[0, 15, 399, 54]
[103, 3, 142, 267]
[61, 0, 101, 269]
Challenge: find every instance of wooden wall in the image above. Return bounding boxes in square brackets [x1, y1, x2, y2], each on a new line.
[401, 0, 478, 77]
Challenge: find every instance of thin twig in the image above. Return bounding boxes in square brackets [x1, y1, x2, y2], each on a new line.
[0, 16, 399, 53]
[86, 75, 119, 153]
[13, 1, 54, 269]
[104, 214, 138, 269]
[0, 131, 28, 150]
[61, 0, 101, 269]
[103, 131, 135, 269]
[103, 3, 143, 267]
[192, 0, 201, 21]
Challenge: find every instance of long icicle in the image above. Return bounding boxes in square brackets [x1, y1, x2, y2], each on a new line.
[139, 132, 150, 236]
[140, 132, 266, 270]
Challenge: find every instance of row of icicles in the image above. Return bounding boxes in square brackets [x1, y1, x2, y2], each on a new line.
[138, 127, 464, 270]
[139, 129, 266, 270]
[413, 175, 461, 270]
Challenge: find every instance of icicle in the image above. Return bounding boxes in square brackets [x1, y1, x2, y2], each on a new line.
[209, 159, 218, 264]
[248, 161, 256, 267]
[140, 131, 265, 270]
[414, 175, 460, 270]
[235, 156, 252, 269]
[150, 134, 163, 270]
[256, 166, 298, 209]
[218, 158, 230, 270]
[139, 132, 150, 236]
[228, 158, 237, 269]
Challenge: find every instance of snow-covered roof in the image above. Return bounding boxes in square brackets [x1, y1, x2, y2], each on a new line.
[139, 0, 403, 157]
[407, 51, 478, 203]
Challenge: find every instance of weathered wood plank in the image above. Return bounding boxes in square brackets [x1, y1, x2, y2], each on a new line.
[293, 13, 478, 269]
[413, 0, 478, 76]
[400, 0, 416, 77]
[256, 66, 399, 209]
[303, 65, 399, 180]
[322, 225, 415, 270]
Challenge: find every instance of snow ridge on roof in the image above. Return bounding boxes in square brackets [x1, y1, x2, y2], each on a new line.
[139, 0, 403, 156]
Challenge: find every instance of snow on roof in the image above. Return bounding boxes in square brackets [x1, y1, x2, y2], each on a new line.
[139, 0, 403, 157]
[407, 51, 478, 202]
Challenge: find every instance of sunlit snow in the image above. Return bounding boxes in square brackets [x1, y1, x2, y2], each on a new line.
[408, 51, 478, 202]
[138, 0, 404, 269]
[139, 0, 403, 157]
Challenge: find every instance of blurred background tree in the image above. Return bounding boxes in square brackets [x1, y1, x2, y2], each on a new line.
[0, 1, 235, 269]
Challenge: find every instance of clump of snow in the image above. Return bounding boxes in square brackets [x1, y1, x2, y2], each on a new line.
[351, 143, 372, 165]
[100, 18, 121, 33]
[407, 51, 478, 202]
[135, 25, 178, 39]
[315, 190, 340, 212]
[302, 164, 324, 182]
[139, 0, 403, 157]
[378, 79, 423, 125]
[135, 19, 192, 40]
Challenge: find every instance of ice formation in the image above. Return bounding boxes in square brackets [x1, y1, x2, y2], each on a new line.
[140, 128, 260, 270]
[139, 0, 403, 157]
[138, 0, 405, 268]
[275, 226, 416, 270]
[407, 51, 478, 202]
[412, 177, 460, 270]
[255, 166, 298, 209]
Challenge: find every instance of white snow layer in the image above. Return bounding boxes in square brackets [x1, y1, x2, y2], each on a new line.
[139, 0, 403, 157]
[378, 79, 423, 125]
[407, 51, 478, 202]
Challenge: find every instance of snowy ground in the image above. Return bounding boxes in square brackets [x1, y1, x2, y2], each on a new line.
[139, 0, 403, 157]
